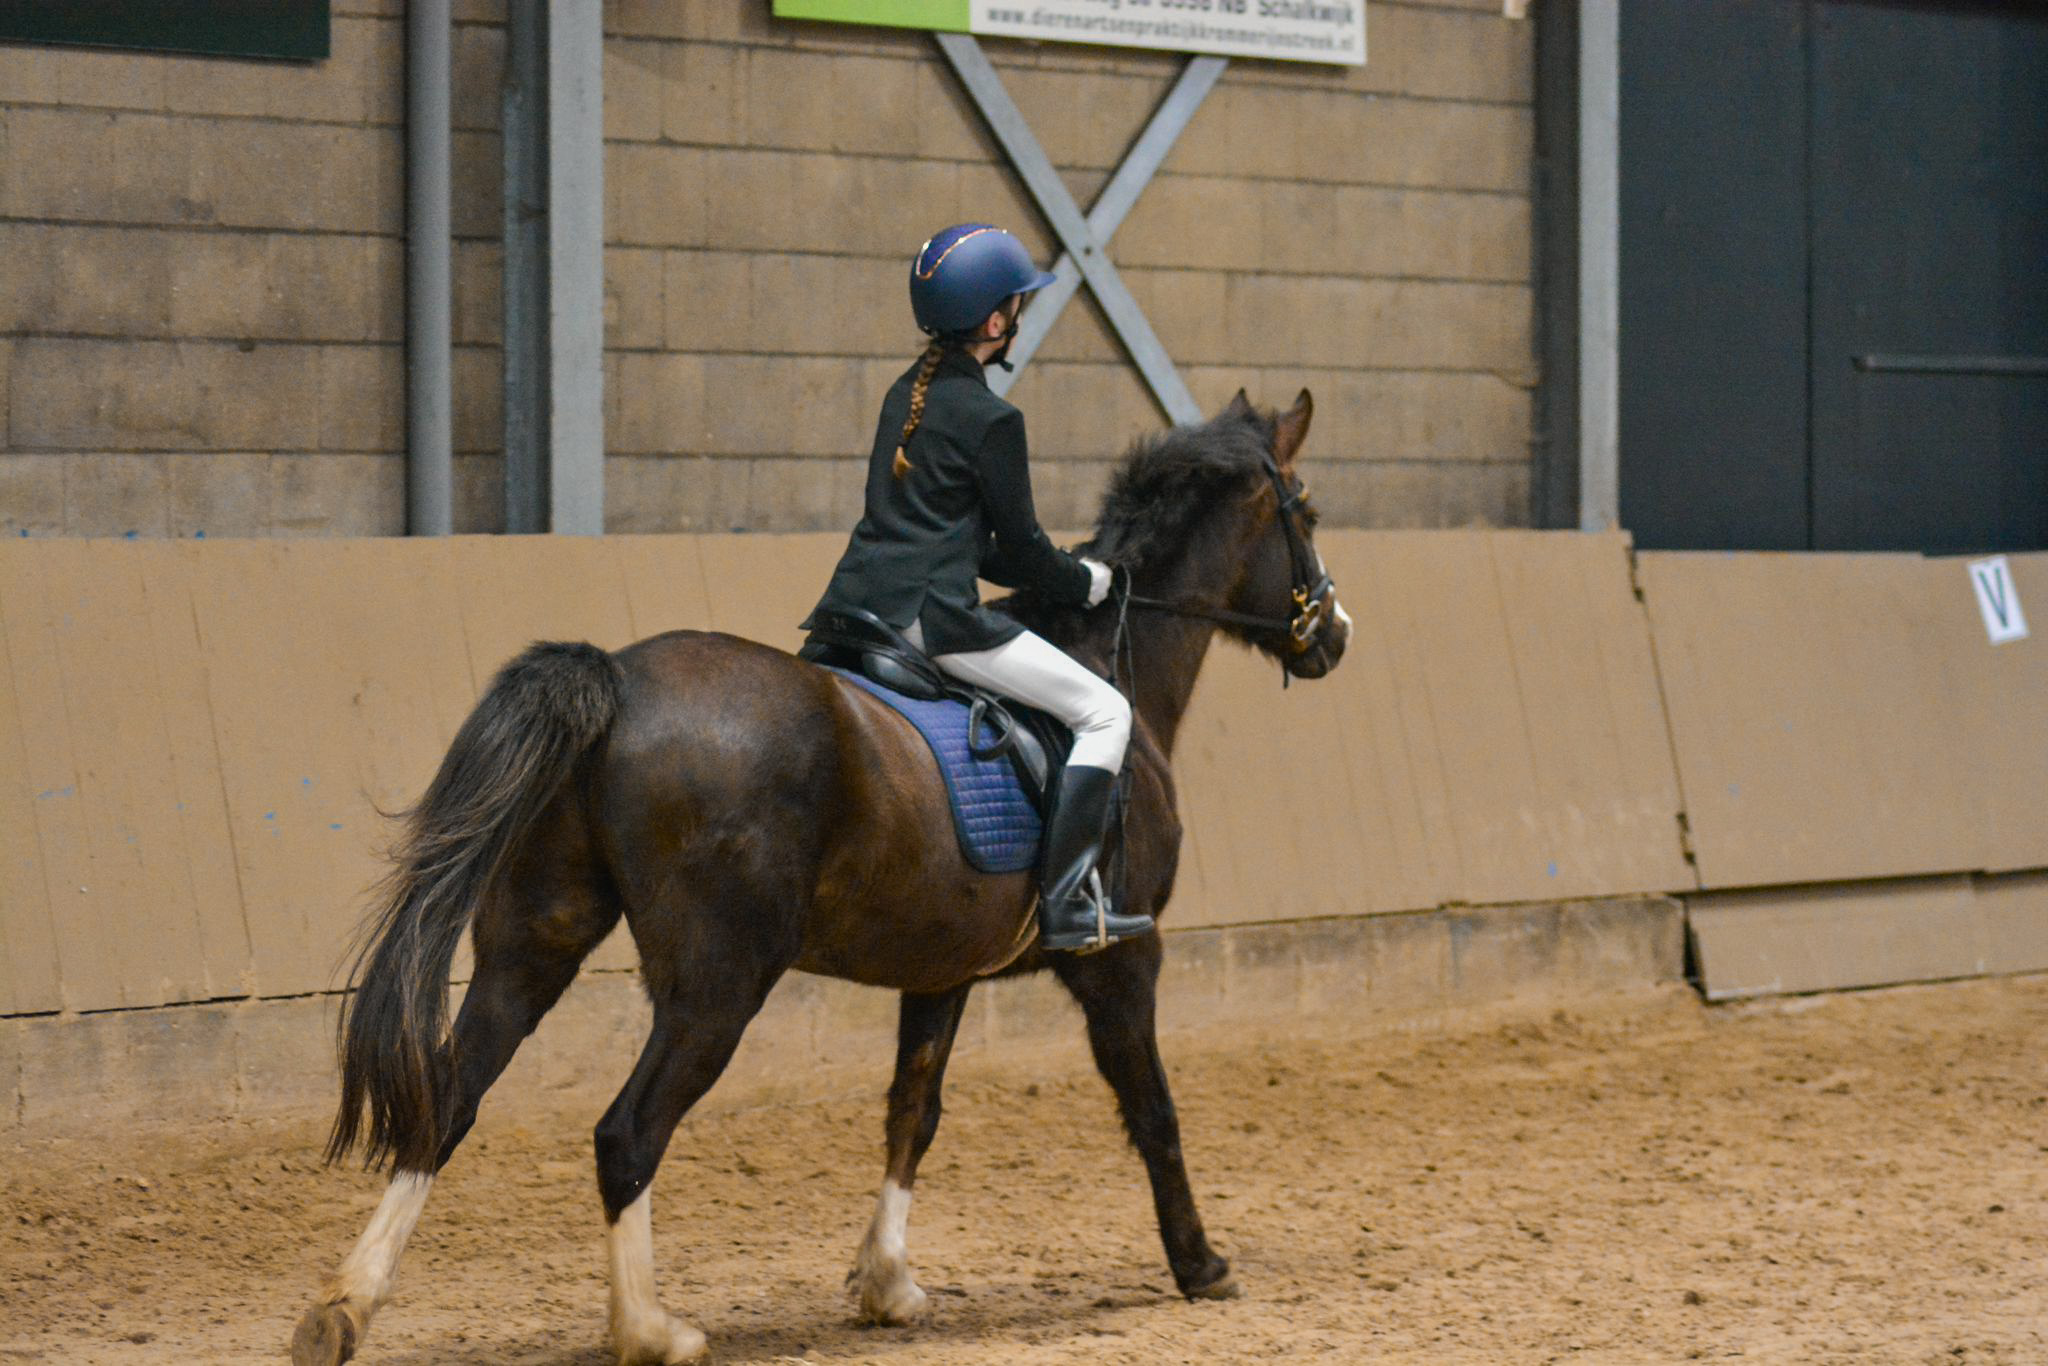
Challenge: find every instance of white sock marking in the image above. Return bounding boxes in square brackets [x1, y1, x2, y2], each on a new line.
[332, 1171, 433, 1312]
[608, 1187, 707, 1363]
[609, 1188, 663, 1344]
[852, 1178, 927, 1323]
[870, 1178, 911, 1265]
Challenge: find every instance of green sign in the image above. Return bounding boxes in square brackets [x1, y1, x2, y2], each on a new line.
[0, 1, 330, 62]
[774, 0, 1364, 67]
[776, 0, 970, 27]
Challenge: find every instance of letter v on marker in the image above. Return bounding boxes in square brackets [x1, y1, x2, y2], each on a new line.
[1981, 567, 2009, 627]
[1969, 555, 2030, 645]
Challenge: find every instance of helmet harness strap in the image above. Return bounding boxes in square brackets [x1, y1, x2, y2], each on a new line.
[931, 301, 1021, 371]
[987, 311, 1021, 371]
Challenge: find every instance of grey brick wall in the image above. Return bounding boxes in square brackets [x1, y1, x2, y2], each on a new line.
[0, 0, 1536, 538]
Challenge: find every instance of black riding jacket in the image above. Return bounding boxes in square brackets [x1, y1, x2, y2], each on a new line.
[804, 348, 1092, 655]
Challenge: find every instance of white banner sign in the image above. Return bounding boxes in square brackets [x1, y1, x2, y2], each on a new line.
[971, 0, 1365, 65]
[775, 0, 1364, 67]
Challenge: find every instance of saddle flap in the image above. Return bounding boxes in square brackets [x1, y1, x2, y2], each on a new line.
[804, 610, 1075, 817]
[826, 666, 1045, 875]
[968, 697, 1052, 805]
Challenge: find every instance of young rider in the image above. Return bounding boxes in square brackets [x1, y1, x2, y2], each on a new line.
[803, 223, 1155, 952]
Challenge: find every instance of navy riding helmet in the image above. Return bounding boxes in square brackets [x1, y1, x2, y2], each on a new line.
[909, 224, 1058, 337]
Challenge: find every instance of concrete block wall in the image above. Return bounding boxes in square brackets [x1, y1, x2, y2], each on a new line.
[2, 899, 1686, 1136]
[0, 1, 416, 538]
[0, 0, 1536, 538]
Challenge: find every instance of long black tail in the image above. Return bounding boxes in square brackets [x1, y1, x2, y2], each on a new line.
[326, 641, 624, 1171]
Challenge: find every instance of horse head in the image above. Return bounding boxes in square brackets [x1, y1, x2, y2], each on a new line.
[1082, 388, 1353, 682]
[1212, 387, 1352, 680]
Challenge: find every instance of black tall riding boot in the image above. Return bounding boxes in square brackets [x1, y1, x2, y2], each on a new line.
[1037, 764, 1156, 952]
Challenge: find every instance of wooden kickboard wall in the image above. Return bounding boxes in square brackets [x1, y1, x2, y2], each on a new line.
[1170, 530, 1691, 928]
[1640, 549, 2048, 996]
[1638, 550, 2048, 889]
[3, 533, 2045, 1016]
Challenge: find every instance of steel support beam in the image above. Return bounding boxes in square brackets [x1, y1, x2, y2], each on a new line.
[1577, 0, 1620, 532]
[405, 0, 452, 535]
[501, 0, 605, 535]
[936, 33, 1210, 426]
[547, 3, 605, 534]
[995, 54, 1226, 393]
[502, 0, 546, 533]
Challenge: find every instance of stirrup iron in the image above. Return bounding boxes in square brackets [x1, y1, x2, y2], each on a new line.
[1083, 869, 1110, 954]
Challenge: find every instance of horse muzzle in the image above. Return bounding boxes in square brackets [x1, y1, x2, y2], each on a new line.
[1283, 591, 1350, 679]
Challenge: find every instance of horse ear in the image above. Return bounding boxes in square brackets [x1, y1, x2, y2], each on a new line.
[1273, 389, 1313, 467]
[1222, 388, 1253, 419]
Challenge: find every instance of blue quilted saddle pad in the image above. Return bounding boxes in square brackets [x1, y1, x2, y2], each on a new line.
[829, 667, 1042, 874]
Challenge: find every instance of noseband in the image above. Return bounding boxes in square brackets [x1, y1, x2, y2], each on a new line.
[1121, 457, 1336, 661]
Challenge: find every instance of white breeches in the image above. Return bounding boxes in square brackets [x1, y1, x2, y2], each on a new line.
[906, 621, 1131, 773]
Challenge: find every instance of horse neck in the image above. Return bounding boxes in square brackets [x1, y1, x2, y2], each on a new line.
[1085, 506, 1253, 757]
[1115, 606, 1216, 758]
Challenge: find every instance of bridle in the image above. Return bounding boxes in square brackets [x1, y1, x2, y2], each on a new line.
[1119, 456, 1336, 668]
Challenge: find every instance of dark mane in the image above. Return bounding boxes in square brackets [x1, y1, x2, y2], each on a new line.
[995, 404, 1274, 643]
[1076, 405, 1274, 569]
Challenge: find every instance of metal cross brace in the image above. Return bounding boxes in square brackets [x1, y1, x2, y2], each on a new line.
[935, 34, 1226, 426]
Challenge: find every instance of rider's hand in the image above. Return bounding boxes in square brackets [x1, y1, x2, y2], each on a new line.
[1082, 558, 1112, 608]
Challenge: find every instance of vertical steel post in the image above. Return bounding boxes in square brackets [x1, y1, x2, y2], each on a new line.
[502, 0, 547, 533]
[1578, 0, 1621, 532]
[547, 2, 605, 534]
[500, 1, 604, 535]
[406, 0, 453, 535]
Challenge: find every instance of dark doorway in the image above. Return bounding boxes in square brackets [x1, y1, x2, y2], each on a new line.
[1613, 0, 2048, 552]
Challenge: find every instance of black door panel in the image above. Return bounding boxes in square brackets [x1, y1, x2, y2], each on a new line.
[1619, 0, 2048, 552]
[1618, 0, 1811, 550]
[1808, 0, 2048, 552]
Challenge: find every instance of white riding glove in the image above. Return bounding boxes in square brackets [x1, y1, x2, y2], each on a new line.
[1082, 557, 1113, 608]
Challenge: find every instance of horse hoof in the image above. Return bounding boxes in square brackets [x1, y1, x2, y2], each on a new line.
[858, 1276, 929, 1326]
[613, 1312, 708, 1365]
[290, 1302, 363, 1366]
[1182, 1265, 1242, 1301]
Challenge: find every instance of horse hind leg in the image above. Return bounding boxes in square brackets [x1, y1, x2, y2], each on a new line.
[289, 1170, 431, 1366]
[598, 994, 773, 1366]
[595, 878, 800, 1366]
[849, 986, 973, 1325]
[293, 872, 619, 1366]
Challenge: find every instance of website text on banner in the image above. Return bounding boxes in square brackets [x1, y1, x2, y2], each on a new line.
[773, 0, 1366, 67]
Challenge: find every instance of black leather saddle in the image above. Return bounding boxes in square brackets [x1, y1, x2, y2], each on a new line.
[800, 608, 1069, 811]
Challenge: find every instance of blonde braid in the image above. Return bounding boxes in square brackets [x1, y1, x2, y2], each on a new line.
[894, 339, 948, 480]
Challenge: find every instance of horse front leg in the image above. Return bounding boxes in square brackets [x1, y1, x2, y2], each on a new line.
[850, 985, 972, 1324]
[1053, 933, 1238, 1300]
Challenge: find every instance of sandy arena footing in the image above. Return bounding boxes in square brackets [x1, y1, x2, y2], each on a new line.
[5, 971, 2046, 1364]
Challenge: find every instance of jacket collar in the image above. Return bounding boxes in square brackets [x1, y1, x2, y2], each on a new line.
[935, 346, 989, 386]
